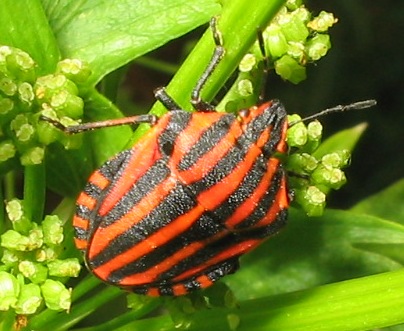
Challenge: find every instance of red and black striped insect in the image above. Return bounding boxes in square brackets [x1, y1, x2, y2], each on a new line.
[44, 20, 375, 296]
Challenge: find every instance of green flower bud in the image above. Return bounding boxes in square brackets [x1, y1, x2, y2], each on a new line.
[292, 7, 311, 23]
[18, 82, 35, 105]
[42, 215, 64, 245]
[41, 279, 71, 311]
[6, 199, 24, 222]
[0, 271, 20, 310]
[5, 48, 36, 82]
[20, 147, 45, 165]
[237, 79, 253, 97]
[28, 227, 44, 249]
[50, 90, 84, 119]
[5, 199, 32, 233]
[15, 123, 35, 142]
[306, 34, 331, 61]
[239, 53, 257, 72]
[0, 76, 17, 96]
[307, 11, 338, 32]
[1, 230, 30, 251]
[285, 0, 303, 11]
[47, 258, 81, 278]
[287, 153, 318, 173]
[14, 283, 42, 315]
[278, 11, 309, 42]
[274, 55, 306, 84]
[0, 96, 14, 115]
[0, 140, 16, 162]
[287, 41, 305, 62]
[56, 59, 91, 83]
[311, 164, 347, 189]
[307, 120, 322, 141]
[1, 249, 20, 266]
[35, 74, 78, 102]
[35, 246, 59, 262]
[263, 24, 288, 59]
[18, 260, 48, 284]
[295, 186, 326, 216]
[0, 46, 12, 63]
[286, 120, 307, 147]
[321, 150, 351, 168]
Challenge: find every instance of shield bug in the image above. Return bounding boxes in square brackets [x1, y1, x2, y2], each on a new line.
[42, 19, 376, 296]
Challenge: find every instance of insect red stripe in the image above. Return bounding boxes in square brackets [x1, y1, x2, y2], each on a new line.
[253, 176, 288, 228]
[117, 231, 228, 286]
[225, 157, 282, 228]
[96, 115, 171, 217]
[172, 238, 261, 282]
[87, 177, 177, 259]
[87, 170, 111, 190]
[91, 203, 206, 281]
[175, 120, 243, 184]
[195, 129, 273, 210]
[76, 192, 97, 211]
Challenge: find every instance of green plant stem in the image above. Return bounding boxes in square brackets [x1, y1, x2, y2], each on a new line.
[0, 311, 16, 331]
[23, 164, 45, 222]
[27, 286, 123, 331]
[27, 277, 105, 330]
[71, 300, 162, 331]
[134, 56, 179, 75]
[127, 0, 287, 146]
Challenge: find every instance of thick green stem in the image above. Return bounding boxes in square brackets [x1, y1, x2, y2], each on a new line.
[23, 164, 45, 222]
[127, 0, 287, 146]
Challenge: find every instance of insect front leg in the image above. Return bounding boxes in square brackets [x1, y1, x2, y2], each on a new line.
[40, 114, 158, 134]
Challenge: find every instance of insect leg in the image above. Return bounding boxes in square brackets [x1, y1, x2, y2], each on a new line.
[40, 114, 158, 134]
[154, 87, 182, 111]
[191, 17, 225, 111]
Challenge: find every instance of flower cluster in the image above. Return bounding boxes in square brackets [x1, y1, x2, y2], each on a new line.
[0, 199, 81, 314]
[238, 0, 337, 85]
[285, 115, 351, 216]
[0, 45, 90, 166]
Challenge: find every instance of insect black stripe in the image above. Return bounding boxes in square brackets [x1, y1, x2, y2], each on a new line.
[177, 113, 236, 171]
[89, 182, 198, 269]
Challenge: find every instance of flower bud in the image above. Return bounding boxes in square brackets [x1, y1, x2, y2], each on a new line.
[56, 59, 91, 83]
[0, 271, 20, 310]
[295, 186, 326, 216]
[42, 215, 64, 245]
[14, 283, 42, 314]
[18, 260, 48, 284]
[41, 279, 71, 311]
[275, 55, 306, 84]
[20, 147, 45, 165]
[0, 140, 16, 162]
[47, 258, 81, 278]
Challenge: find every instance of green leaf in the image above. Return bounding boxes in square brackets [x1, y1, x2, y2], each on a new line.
[42, 0, 221, 85]
[350, 179, 404, 266]
[0, 0, 60, 73]
[313, 122, 368, 158]
[224, 208, 404, 300]
[351, 178, 404, 222]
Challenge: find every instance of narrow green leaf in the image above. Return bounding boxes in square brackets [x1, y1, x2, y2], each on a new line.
[351, 178, 404, 222]
[42, 0, 221, 84]
[185, 269, 404, 331]
[0, 0, 60, 73]
[224, 208, 404, 300]
[313, 122, 368, 158]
